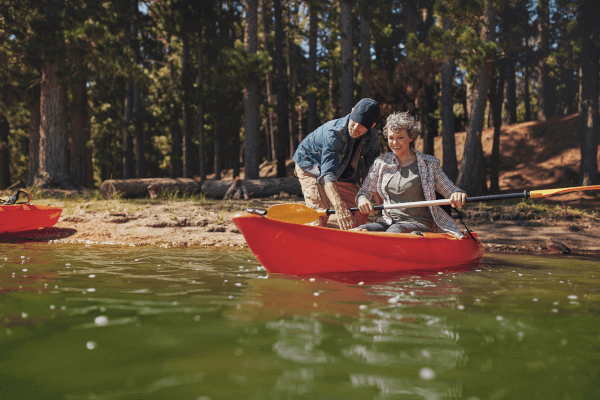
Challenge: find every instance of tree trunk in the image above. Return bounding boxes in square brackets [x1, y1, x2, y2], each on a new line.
[34, 60, 79, 189]
[578, 0, 599, 185]
[27, 85, 41, 187]
[328, 59, 336, 120]
[214, 123, 221, 179]
[360, 10, 370, 96]
[197, 30, 206, 182]
[524, 63, 532, 121]
[306, 3, 318, 134]
[0, 115, 10, 189]
[131, 0, 145, 178]
[441, 18, 457, 183]
[286, 16, 297, 158]
[70, 55, 89, 188]
[123, 8, 135, 179]
[490, 62, 506, 193]
[262, 0, 276, 162]
[123, 80, 134, 179]
[274, 0, 288, 177]
[504, 61, 517, 124]
[537, 0, 551, 121]
[340, 0, 353, 115]
[182, 31, 193, 178]
[456, 0, 495, 196]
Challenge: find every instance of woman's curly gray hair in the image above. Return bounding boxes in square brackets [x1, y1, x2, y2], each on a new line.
[383, 111, 421, 148]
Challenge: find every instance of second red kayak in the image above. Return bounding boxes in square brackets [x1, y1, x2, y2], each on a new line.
[0, 205, 63, 233]
[232, 213, 484, 275]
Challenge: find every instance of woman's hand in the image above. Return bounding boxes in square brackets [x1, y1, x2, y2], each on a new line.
[357, 197, 375, 215]
[450, 192, 467, 209]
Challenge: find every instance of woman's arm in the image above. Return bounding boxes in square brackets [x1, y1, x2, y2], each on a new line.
[432, 160, 467, 208]
[355, 159, 380, 213]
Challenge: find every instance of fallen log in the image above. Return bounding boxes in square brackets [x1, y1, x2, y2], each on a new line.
[99, 177, 302, 199]
[201, 177, 302, 198]
[100, 178, 200, 199]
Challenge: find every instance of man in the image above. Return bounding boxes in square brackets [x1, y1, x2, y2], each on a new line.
[293, 98, 380, 230]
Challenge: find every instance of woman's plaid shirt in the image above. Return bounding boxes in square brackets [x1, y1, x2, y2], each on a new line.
[356, 150, 466, 238]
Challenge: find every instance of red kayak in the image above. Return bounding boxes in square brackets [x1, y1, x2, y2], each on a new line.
[232, 213, 484, 275]
[0, 205, 62, 233]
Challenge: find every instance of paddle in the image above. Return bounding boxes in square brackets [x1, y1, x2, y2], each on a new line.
[245, 185, 600, 225]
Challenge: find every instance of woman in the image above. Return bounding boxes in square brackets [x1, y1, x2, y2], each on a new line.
[354, 111, 467, 237]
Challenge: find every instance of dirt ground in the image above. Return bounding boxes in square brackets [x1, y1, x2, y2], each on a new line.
[6, 114, 600, 256]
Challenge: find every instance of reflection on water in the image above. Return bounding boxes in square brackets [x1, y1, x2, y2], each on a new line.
[0, 243, 599, 399]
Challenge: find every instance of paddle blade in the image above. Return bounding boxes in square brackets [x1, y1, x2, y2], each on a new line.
[266, 203, 326, 224]
[530, 185, 600, 198]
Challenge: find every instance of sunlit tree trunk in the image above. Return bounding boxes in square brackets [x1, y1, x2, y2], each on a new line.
[35, 59, 79, 189]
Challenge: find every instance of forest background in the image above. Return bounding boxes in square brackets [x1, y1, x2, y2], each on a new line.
[0, 0, 599, 199]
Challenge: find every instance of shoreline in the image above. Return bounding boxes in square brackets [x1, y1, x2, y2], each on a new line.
[4, 196, 599, 257]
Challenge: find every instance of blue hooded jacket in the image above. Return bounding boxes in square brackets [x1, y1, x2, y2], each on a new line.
[293, 114, 380, 186]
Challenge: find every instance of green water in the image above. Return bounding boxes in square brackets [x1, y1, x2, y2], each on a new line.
[0, 244, 599, 400]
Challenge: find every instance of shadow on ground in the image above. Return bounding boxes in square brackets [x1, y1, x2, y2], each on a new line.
[0, 227, 77, 243]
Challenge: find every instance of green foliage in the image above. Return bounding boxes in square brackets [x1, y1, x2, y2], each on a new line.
[0, 0, 593, 190]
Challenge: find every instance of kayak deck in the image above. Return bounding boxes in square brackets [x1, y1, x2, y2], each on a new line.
[0, 205, 63, 233]
[232, 213, 484, 275]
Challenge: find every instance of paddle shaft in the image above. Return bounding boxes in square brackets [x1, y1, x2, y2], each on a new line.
[325, 191, 530, 215]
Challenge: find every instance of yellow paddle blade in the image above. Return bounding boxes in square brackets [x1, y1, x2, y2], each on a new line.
[266, 203, 327, 224]
[530, 185, 600, 198]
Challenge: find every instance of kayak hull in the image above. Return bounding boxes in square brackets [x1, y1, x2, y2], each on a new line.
[232, 213, 484, 275]
[0, 205, 62, 233]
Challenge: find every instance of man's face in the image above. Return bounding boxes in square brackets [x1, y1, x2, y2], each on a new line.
[348, 119, 369, 139]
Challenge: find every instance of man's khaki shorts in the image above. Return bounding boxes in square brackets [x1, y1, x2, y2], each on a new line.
[295, 165, 368, 227]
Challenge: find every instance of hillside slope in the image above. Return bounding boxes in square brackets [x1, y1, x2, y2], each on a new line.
[416, 113, 600, 208]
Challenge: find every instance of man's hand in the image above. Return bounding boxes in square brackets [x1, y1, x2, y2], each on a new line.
[334, 203, 356, 230]
[324, 181, 356, 230]
[357, 197, 375, 215]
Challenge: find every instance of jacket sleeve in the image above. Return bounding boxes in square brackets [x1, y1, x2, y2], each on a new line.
[317, 132, 340, 186]
[432, 158, 466, 198]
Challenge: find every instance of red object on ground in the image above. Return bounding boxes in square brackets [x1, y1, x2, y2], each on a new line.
[0, 205, 62, 233]
[232, 212, 485, 275]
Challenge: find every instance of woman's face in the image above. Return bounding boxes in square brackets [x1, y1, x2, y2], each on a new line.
[387, 128, 413, 158]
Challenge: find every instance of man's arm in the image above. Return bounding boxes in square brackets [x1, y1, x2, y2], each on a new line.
[323, 181, 356, 231]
